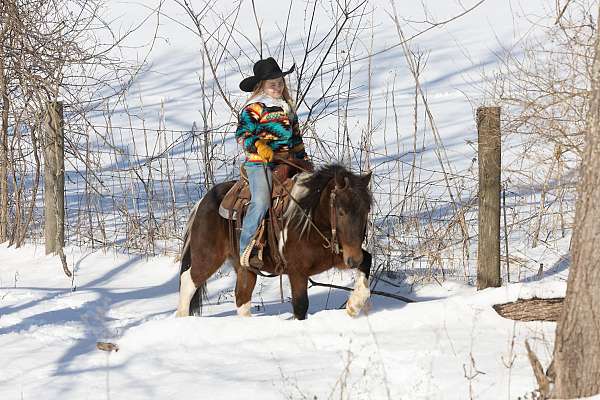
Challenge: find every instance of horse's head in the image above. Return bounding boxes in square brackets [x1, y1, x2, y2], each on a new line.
[330, 169, 372, 268]
[285, 164, 373, 267]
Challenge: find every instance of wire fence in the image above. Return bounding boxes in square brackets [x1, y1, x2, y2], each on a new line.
[9, 120, 574, 283]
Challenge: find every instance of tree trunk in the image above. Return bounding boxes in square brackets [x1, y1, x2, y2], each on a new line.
[551, 6, 600, 398]
[0, 80, 8, 244]
[0, 6, 9, 244]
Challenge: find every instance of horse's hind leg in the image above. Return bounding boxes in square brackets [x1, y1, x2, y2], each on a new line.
[176, 268, 197, 317]
[176, 181, 238, 317]
[176, 224, 229, 317]
[235, 268, 257, 317]
[177, 253, 227, 317]
[186, 248, 228, 316]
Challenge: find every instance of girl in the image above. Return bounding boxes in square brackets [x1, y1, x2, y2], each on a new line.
[235, 57, 308, 268]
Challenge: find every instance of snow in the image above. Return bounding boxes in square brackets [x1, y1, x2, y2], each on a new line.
[1, 0, 590, 398]
[0, 242, 566, 399]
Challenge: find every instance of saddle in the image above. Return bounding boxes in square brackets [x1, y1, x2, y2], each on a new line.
[218, 158, 312, 271]
[219, 167, 294, 221]
[218, 162, 300, 222]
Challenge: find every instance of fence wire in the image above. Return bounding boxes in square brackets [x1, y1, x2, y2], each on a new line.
[5, 122, 573, 283]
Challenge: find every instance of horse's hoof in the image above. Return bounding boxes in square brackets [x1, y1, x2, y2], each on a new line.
[237, 301, 252, 317]
[346, 281, 370, 317]
[346, 304, 360, 317]
[175, 310, 188, 318]
[346, 298, 368, 317]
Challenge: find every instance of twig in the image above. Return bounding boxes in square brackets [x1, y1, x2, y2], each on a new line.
[525, 340, 552, 398]
[308, 278, 415, 303]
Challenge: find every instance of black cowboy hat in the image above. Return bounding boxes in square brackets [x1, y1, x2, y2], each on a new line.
[239, 57, 295, 92]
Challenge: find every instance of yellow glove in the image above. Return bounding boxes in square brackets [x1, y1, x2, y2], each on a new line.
[255, 139, 274, 162]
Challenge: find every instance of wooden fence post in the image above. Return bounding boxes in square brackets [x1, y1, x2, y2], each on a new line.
[477, 106, 501, 289]
[44, 101, 65, 255]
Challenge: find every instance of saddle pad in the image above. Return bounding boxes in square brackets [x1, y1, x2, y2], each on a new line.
[218, 179, 249, 220]
[218, 175, 296, 221]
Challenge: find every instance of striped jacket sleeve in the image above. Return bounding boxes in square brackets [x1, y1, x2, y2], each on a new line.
[235, 102, 263, 152]
[289, 111, 307, 159]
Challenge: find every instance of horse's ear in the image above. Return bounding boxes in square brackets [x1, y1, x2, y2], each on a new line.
[360, 171, 372, 186]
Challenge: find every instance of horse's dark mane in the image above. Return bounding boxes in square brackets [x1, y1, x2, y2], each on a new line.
[287, 164, 372, 232]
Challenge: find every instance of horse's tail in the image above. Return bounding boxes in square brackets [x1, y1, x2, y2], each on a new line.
[180, 200, 207, 316]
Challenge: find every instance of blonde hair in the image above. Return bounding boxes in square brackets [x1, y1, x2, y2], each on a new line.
[247, 78, 295, 111]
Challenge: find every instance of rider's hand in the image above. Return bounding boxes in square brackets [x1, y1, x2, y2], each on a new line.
[255, 139, 274, 162]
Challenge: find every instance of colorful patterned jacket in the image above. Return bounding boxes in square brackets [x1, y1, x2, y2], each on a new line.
[235, 95, 307, 166]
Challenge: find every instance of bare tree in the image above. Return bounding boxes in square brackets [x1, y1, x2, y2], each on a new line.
[487, 0, 597, 253]
[0, 0, 141, 272]
[550, 5, 600, 397]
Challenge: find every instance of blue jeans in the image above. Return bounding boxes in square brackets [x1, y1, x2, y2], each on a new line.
[239, 163, 273, 257]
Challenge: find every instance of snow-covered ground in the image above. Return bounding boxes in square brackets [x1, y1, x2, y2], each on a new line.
[0, 242, 567, 399]
[1, 0, 586, 398]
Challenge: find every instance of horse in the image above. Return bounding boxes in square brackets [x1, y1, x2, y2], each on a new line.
[175, 164, 373, 320]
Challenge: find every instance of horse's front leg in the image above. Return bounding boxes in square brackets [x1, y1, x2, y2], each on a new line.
[288, 272, 309, 320]
[235, 268, 257, 317]
[346, 250, 372, 317]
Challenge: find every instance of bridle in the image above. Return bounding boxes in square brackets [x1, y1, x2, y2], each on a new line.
[328, 177, 350, 255]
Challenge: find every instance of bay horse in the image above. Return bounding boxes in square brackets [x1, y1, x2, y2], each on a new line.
[175, 164, 373, 320]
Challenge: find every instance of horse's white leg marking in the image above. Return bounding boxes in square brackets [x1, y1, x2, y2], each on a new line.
[176, 269, 197, 317]
[237, 301, 252, 317]
[346, 270, 370, 317]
